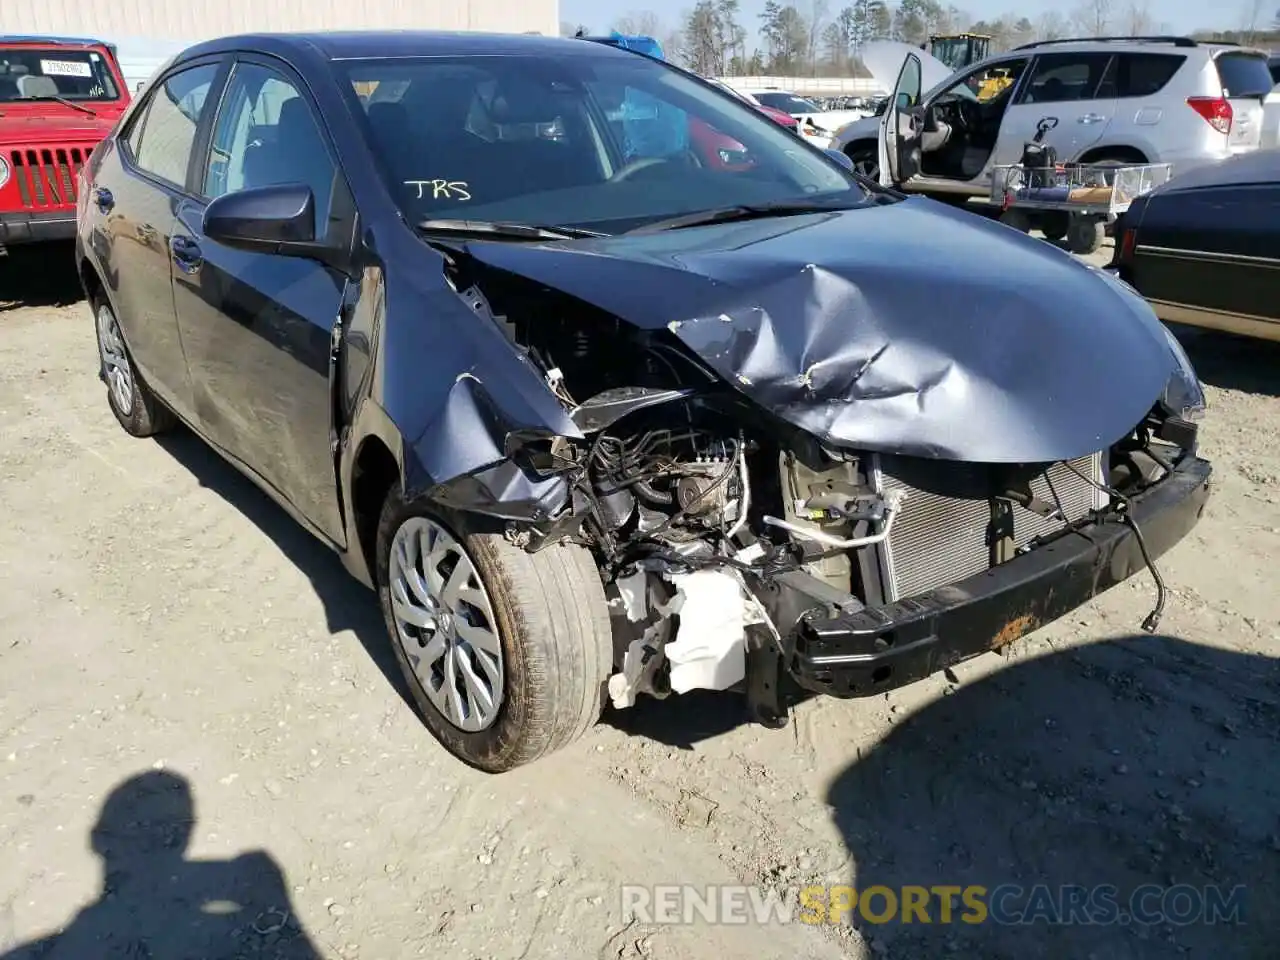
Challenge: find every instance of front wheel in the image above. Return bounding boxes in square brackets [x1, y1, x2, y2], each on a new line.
[843, 143, 879, 181]
[376, 488, 614, 772]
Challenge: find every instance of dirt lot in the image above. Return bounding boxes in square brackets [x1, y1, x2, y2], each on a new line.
[1, 240, 1278, 959]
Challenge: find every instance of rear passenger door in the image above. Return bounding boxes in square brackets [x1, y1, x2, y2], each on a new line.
[171, 56, 351, 544]
[997, 52, 1117, 164]
[100, 58, 225, 420]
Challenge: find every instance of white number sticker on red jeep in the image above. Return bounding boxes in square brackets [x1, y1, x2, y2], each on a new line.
[40, 59, 92, 78]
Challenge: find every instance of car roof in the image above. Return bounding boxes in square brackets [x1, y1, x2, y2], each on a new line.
[180, 30, 626, 63]
[1004, 36, 1267, 58]
[0, 34, 112, 47]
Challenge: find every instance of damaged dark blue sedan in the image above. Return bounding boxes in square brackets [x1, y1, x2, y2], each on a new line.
[76, 31, 1213, 772]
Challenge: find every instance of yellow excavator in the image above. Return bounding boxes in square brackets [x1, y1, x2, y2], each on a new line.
[926, 32, 991, 70]
[924, 33, 1014, 100]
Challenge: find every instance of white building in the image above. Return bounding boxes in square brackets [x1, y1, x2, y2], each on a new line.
[0, 0, 558, 89]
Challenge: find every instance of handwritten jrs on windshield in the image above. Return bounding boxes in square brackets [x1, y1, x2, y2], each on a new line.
[405, 180, 471, 201]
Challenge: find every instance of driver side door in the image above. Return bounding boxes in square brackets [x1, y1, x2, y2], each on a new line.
[877, 53, 924, 188]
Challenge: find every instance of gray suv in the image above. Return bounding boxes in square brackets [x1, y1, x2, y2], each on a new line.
[833, 36, 1277, 198]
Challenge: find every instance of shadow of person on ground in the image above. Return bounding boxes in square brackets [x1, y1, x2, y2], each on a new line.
[824, 633, 1280, 959]
[1172, 325, 1280, 399]
[0, 243, 83, 312]
[0, 770, 323, 959]
[153, 427, 415, 713]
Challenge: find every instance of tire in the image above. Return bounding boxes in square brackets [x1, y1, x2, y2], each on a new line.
[376, 486, 614, 772]
[999, 208, 1032, 233]
[1066, 215, 1104, 255]
[843, 142, 879, 181]
[93, 296, 176, 438]
[1039, 211, 1070, 242]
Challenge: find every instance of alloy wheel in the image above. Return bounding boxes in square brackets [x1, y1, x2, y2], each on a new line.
[96, 303, 134, 414]
[388, 516, 505, 732]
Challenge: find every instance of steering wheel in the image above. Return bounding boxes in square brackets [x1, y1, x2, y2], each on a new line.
[609, 156, 672, 183]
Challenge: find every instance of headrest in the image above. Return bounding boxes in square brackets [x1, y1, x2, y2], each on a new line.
[277, 96, 312, 137]
[19, 75, 59, 98]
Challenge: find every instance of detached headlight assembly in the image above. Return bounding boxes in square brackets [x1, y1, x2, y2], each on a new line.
[1159, 324, 1206, 422]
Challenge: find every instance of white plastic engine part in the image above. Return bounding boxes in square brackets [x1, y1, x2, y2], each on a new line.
[662, 569, 747, 695]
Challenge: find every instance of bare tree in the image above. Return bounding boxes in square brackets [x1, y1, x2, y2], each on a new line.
[1072, 0, 1113, 35]
[1122, 0, 1154, 33]
[1035, 9, 1068, 40]
[613, 9, 684, 58]
[808, 0, 830, 76]
[1240, 0, 1266, 42]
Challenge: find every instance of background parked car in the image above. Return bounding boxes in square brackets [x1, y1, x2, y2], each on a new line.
[1110, 149, 1279, 342]
[835, 36, 1277, 200]
[719, 84, 867, 147]
[0, 34, 130, 253]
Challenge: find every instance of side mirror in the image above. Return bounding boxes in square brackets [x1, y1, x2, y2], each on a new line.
[825, 148, 854, 171]
[203, 183, 316, 250]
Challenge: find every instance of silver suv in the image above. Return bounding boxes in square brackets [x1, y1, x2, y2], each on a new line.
[832, 36, 1277, 198]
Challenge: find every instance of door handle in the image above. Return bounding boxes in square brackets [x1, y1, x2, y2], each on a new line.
[93, 187, 114, 212]
[1077, 114, 1106, 124]
[170, 235, 203, 273]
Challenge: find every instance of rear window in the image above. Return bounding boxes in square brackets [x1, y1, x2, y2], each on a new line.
[1214, 52, 1274, 98]
[1112, 53, 1184, 98]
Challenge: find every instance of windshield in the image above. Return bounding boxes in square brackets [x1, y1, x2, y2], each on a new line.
[342, 53, 868, 234]
[754, 91, 821, 113]
[0, 47, 120, 102]
[929, 38, 980, 71]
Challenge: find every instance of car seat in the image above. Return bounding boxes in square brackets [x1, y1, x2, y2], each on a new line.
[17, 75, 59, 98]
[241, 97, 334, 224]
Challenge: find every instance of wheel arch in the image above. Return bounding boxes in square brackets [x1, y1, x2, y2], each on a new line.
[842, 138, 878, 158]
[1076, 144, 1149, 164]
[350, 432, 402, 584]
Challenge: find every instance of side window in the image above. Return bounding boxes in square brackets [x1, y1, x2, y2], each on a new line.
[131, 63, 220, 187]
[203, 62, 336, 237]
[1113, 54, 1186, 99]
[946, 59, 1027, 105]
[1022, 53, 1115, 104]
[122, 100, 150, 157]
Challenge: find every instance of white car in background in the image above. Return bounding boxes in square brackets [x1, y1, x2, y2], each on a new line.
[833, 37, 1277, 198]
[1264, 55, 1280, 149]
[719, 84, 869, 147]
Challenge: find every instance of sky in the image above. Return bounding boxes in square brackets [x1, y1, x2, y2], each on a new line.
[560, 0, 1244, 45]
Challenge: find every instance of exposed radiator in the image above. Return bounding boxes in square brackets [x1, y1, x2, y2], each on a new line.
[872, 452, 1108, 602]
[9, 146, 90, 210]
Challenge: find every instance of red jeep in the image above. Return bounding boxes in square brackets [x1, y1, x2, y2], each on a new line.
[0, 36, 129, 253]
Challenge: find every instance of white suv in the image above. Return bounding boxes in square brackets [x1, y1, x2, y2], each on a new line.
[832, 36, 1277, 199]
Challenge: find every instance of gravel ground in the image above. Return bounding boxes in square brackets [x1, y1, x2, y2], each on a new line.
[1, 238, 1277, 960]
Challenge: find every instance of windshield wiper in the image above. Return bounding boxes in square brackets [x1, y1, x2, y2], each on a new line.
[416, 219, 604, 241]
[23, 95, 96, 117]
[624, 200, 864, 235]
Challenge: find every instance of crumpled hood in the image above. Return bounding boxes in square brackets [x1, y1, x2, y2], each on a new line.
[460, 197, 1179, 463]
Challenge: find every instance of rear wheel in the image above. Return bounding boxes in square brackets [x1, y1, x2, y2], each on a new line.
[376, 488, 614, 772]
[93, 297, 176, 438]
